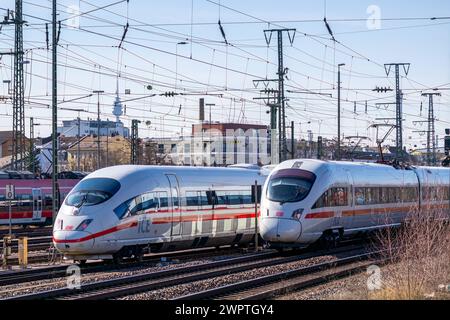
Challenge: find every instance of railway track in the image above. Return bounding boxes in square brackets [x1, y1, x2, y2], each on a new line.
[1, 236, 54, 266]
[7, 236, 53, 251]
[0, 226, 52, 238]
[0, 245, 262, 287]
[174, 251, 380, 300]
[5, 243, 366, 300]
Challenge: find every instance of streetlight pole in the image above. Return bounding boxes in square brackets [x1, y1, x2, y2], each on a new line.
[337, 63, 345, 161]
[77, 115, 81, 171]
[93, 90, 104, 170]
[205, 103, 215, 165]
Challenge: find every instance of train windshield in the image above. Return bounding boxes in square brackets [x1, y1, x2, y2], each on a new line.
[65, 178, 121, 207]
[267, 169, 316, 204]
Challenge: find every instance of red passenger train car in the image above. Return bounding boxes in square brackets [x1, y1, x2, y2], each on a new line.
[0, 177, 80, 226]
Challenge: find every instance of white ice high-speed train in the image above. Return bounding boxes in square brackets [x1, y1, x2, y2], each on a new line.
[260, 159, 450, 248]
[53, 165, 268, 262]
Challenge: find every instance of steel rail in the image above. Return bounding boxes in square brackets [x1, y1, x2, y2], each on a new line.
[174, 250, 380, 300]
[5, 250, 278, 300]
[10, 244, 364, 300]
[61, 246, 365, 300]
[0, 245, 267, 288]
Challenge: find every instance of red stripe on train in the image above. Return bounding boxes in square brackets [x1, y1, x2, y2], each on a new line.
[304, 211, 334, 219]
[52, 211, 258, 243]
[53, 221, 138, 243]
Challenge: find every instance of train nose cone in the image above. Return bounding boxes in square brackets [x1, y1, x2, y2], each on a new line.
[260, 218, 301, 242]
[53, 230, 95, 253]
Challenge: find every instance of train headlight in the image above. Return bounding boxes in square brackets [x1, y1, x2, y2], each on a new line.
[75, 219, 93, 231]
[292, 208, 304, 220]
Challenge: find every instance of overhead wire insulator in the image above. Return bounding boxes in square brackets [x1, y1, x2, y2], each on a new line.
[56, 21, 61, 45]
[118, 22, 129, 49]
[218, 19, 228, 45]
[323, 17, 336, 42]
[45, 23, 49, 50]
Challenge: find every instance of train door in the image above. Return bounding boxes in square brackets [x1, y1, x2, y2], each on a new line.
[341, 171, 354, 231]
[199, 190, 213, 235]
[31, 188, 43, 220]
[166, 174, 181, 237]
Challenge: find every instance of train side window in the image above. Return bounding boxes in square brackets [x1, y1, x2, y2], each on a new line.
[198, 191, 209, 206]
[228, 192, 241, 205]
[380, 188, 388, 204]
[430, 187, 438, 201]
[396, 187, 402, 202]
[333, 187, 348, 206]
[141, 192, 158, 213]
[114, 199, 132, 219]
[313, 187, 348, 209]
[312, 190, 327, 208]
[116, 193, 157, 217]
[369, 188, 380, 205]
[215, 191, 228, 205]
[364, 188, 372, 205]
[442, 186, 450, 200]
[242, 190, 253, 205]
[206, 191, 216, 206]
[18, 194, 30, 208]
[387, 187, 397, 203]
[355, 188, 365, 205]
[186, 192, 199, 207]
[158, 192, 169, 208]
[0, 195, 6, 210]
[400, 188, 406, 202]
[45, 195, 52, 207]
[129, 197, 142, 216]
[172, 193, 179, 207]
[403, 187, 418, 202]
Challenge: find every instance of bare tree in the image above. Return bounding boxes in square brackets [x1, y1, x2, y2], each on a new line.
[371, 187, 450, 299]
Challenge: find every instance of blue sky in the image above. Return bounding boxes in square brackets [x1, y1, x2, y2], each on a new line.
[0, 0, 449, 150]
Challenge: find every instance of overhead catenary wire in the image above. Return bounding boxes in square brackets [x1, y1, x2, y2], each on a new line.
[0, 1, 448, 145]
